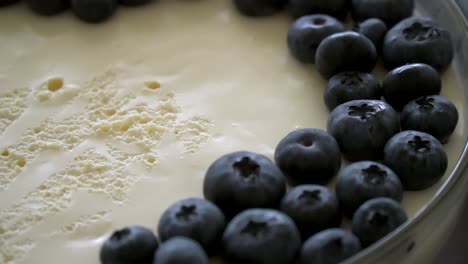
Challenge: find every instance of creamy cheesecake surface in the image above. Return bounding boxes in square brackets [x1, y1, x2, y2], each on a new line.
[0, 1, 465, 263]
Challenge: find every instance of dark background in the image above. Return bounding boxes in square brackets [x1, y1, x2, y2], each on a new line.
[435, 194, 468, 264]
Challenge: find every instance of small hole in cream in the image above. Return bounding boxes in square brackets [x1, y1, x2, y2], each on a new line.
[47, 78, 64, 92]
[17, 158, 26, 167]
[147, 156, 156, 163]
[145, 81, 161, 90]
[105, 109, 116, 116]
[1, 149, 9, 157]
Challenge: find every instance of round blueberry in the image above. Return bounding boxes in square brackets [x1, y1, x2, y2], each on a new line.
[27, 0, 68, 15]
[289, 0, 349, 20]
[352, 197, 407, 247]
[299, 228, 362, 264]
[71, 0, 117, 23]
[324, 71, 381, 112]
[203, 151, 286, 218]
[287, 14, 345, 64]
[274, 128, 341, 185]
[351, 0, 414, 26]
[327, 100, 400, 161]
[316, 31, 377, 80]
[154, 237, 209, 264]
[336, 161, 403, 218]
[233, 0, 287, 17]
[383, 17, 454, 72]
[382, 63, 441, 111]
[157, 198, 225, 254]
[401, 95, 459, 144]
[100, 226, 158, 264]
[280, 185, 341, 240]
[119, 0, 151, 6]
[222, 209, 301, 264]
[354, 18, 388, 53]
[383, 130, 448, 190]
[0, 0, 19, 7]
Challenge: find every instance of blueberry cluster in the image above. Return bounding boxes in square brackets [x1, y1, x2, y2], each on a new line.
[0, 0, 151, 23]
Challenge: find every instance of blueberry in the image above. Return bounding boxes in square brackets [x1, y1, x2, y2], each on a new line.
[299, 228, 361, 264]
[327, 100, 400, 161]
[0, 0, 19, 7]
[316, 32, 377, 80]
[324, 71, 381, 111]
[383, 17, 454, 72]
[157, 198, 225, 254]
[287, 14, 345, 64]
[351, 0, 413, 26]
[222, 209, 301, 264]
[203, 151, 286, 217]
[100, 226, 159, 264]
[354, 18, 388, 53]
[382, 63, 441, 111]
[119, 0, 151, 6]
[383, 130, 448, 190]
[71, 0, 117, 23]
[153, 237, 209, 264]
[401, 95, 459, 144]
[280, 185, 341, 240]
[336, 161, 403, 218]
[274, 129, 341, 185]
[289, 0, 349, 20]
[352, 197, 407, 247]
[233, 0, 287, 17]
[27, 0, 68, 16]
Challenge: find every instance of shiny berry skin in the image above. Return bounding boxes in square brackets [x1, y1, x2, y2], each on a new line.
[327, 99, 400, 161]
[400, 95, 459, 144]
[383, 17, 454, 72]
[383, 130, 448, 190]
[316, 32, 377, 80]
[382, 63, 441, 111]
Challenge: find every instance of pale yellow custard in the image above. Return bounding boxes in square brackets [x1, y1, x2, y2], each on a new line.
[0, 1, 465, 263]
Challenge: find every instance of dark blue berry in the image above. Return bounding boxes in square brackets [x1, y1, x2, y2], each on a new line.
[383, 130, 448, 190]
[327, 100, 400, 161]
[351, 0, 414, 26]
[0, 0, 19, 7]
[336, 161, 403, 218]
[233, 0, 287, 17]
[157, 198, 225, 254]
[352, 198, 407, 247]
[222, 209, 301, 264]
[27, 0, 68, 15]
[382, 63, 441, 111]
[71, 0, 117, 23]
[153, 237, 209, 264]
[280, 185, 341, 240]
[119, 0, 151, 6]
[299, 228, 361, 264]
[383, 17, 454, 72]
[100, 226, 158, 264]
[316, 32, 377, 80]
[288, 14, 345, 64]
[401, 95, 459, 144]
[203, 151, 286, 218]
[274, 128, 341, 185]
[354, 18, 388, 53]
[289, 0, 349, 20]
[324, 71, 381, 111]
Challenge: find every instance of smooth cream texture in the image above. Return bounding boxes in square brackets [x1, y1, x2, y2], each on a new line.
[0, 1, 465, 263]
